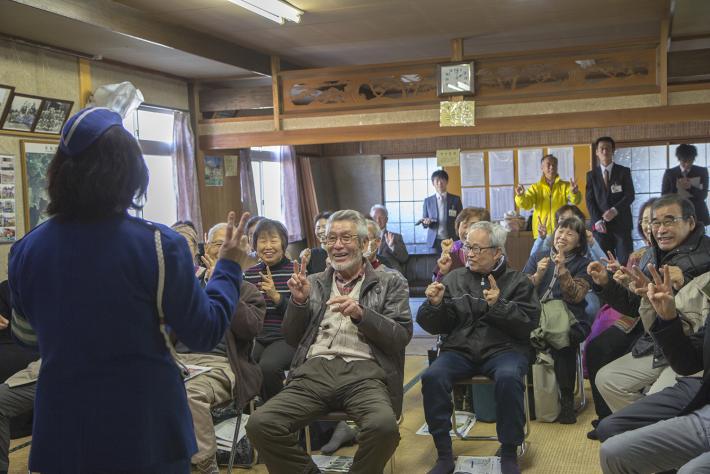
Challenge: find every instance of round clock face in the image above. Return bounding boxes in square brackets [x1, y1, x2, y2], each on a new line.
[442, 65, 471, 93]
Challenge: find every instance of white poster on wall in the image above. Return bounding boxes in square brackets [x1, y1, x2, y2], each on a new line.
[547, 146, 575, 181]
[462, 187, 487, 208]
[518, 148, 543, 185]
[460, 151, 485, 187]
[488, 150, 514, 185]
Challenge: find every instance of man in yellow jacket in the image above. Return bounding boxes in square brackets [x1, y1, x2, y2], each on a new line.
[515, 154, 581, 239]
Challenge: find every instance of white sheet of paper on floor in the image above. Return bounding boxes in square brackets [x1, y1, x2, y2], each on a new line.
[416, 411, 476, 437]
[214, 414, 249, 451]
[183, 364, 213, 382]
[454, 456, 502, 474]
[311, 455, 354, 472]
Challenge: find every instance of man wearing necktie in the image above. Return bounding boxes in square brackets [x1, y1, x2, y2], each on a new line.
[585, 136, 636, 265]
[421, 170, 463, 253]
[661, 144, 710, 226]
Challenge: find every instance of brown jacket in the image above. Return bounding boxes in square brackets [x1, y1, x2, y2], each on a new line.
[225, 281, 266, 409]
[283, 261, 413, 417]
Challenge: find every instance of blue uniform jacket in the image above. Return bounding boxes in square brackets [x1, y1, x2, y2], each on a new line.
[8, 213, 242, 473]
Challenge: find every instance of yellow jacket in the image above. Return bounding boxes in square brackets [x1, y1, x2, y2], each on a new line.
[514, 175, 581, 238]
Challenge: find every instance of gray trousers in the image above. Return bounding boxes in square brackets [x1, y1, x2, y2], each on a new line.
[599, 377, 710, 473]
[0, 382, 36, 471]
[246, 357, 400, 474]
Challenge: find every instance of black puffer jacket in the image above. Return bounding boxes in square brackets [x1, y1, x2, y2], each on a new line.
[596, 225, 710, 364]
[417, 258, 540, 363]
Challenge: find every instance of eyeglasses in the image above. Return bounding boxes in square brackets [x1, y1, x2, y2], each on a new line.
[462, 244, 496, 255]
[650, 216, 688, 230]
[325, 233, 357, 245]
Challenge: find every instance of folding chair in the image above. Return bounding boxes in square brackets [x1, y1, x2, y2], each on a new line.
[451, 375, 531, 456]
[226, 398, 257, 473]
[574, 346, 587, 412]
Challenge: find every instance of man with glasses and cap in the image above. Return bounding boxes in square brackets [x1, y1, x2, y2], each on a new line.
[417, 221, 539, 474]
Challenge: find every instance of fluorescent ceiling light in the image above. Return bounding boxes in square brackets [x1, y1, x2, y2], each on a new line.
[228, 0, 303, 24]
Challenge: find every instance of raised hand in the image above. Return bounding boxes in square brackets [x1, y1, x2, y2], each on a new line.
[440, 238, 454, 254]
[613, 269, 631, 288]
[200, 253, 216, 281]
[587, 261, 609, 286]
[536, 256, 551, 275]
[385, 231, 395, 249]
[259, 265, 281, 304]
[624, 265, 652, 297]
[601, 251, 621, 273]
[537, 216, 547, 239]
[218, 211, 252, 269]
[647, 265, 677, 320]
[515, 184, 525, 196]
[483, 275, 500, 306]
[326, 295, 363, 321]
[437, 253, 453, 275]
[425, 282, 445, 306]
[299, 248, 312, 267]
[570, 177, 579, 194]
[287, 256, 311, 304]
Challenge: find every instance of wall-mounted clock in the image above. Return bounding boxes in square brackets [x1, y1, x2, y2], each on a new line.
[437, 61, 475, 97]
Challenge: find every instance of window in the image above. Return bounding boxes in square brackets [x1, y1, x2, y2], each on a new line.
[616, 143, 710, 249]
[123, 106, 177, 225]
[383, 157, 441, 253]
[251, 147, 284, 223]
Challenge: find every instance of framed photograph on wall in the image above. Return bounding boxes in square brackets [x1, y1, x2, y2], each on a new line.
[2, 94, 43, 132]
[20, 140, 58, 230]
[34, 99, 74, 134]
[0, 85, 15, 123]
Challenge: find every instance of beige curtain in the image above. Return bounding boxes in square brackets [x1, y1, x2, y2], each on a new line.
[279, 146, 304, 242]
[172, 111, 203, 236]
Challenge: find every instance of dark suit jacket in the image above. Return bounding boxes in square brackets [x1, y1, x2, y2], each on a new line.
[422, 193, 463, 247]
[377, 230, 409, 274]
[662, 165, 710, 225]
[585, 163, 635, 231]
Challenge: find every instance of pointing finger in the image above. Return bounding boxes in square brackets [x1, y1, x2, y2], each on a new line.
[488, 275, 498, 289]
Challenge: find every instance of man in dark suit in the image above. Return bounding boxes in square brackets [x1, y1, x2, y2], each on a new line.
[585, 136, 635, 265]
[662, 144, 710, 226]
[370, 204, 409, 274]
[422, 170, 463, 253]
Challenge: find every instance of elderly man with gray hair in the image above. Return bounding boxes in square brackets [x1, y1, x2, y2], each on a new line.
[246, 209, 413, 474]
[418, 221, 540, 474]
[370, 204, 409, 274]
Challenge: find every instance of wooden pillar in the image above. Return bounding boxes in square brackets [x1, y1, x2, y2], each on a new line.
[271, 55, 281, 131]
[78, 58, 92, 107]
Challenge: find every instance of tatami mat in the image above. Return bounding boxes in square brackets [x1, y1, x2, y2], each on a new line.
[8, 355, 602, 473]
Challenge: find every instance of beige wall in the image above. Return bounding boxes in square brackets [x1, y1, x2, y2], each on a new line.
[0, 42, 189, 279]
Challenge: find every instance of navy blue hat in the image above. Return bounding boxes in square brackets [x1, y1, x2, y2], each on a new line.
[59, 107, 125, 156]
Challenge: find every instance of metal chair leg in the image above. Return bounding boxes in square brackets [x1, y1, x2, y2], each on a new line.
[226, 407, 243, 474]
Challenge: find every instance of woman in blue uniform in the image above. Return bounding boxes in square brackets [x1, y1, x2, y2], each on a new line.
[8, 107, 251, 474]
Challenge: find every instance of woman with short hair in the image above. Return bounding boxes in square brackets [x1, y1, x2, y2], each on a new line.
[524, 216, 593, 424]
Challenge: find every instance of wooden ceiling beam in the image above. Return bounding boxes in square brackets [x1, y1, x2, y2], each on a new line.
[7, 0, 284, 75]
[199, 103, 710, 149]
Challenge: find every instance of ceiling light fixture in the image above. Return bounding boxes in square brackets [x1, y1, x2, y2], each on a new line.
[227, 0, 303, 24]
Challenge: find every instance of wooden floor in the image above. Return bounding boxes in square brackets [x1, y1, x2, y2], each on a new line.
[8, 355, 603, 473]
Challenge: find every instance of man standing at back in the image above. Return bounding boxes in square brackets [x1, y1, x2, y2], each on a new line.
[422, 170, 463, 253]
[586, 137, 635, 265]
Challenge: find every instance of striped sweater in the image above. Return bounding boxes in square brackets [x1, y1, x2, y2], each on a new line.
[244, 257, 292, 344]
